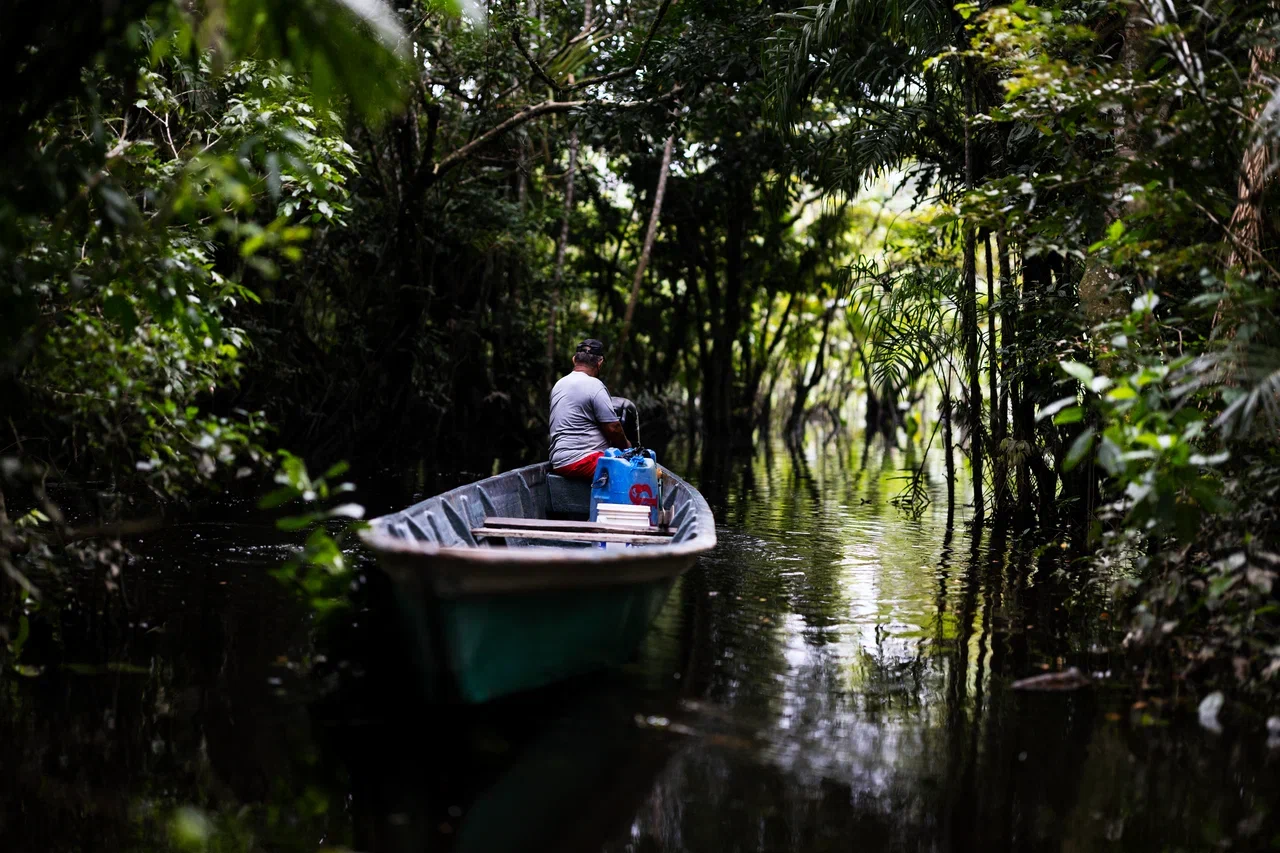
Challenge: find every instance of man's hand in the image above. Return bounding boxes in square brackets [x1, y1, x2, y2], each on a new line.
[601, 421, 631, 450]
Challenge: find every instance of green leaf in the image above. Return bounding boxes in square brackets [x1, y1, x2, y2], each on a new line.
[1208, 572, 1238, 602]
[259, 486, 299, 509]
[1134, 433, 1176, 451]
[240, 232, 267, 258]
[322, 460, 350, 480]
[306, 526, 336, 549]
[1037, 396, 1077, 422]
[1097, 435, 1124, 476]
[1059, 360, 1094, 385]
[310, 597, 349, 616]
[1064, 428, 1095, 470]
[210, 0, 416, 122]
[1188, 478, 1231, 514]
[9, 615, 30, 657]
[1053, 406, 1084, 425]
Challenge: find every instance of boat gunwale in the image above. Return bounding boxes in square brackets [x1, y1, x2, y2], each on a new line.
[359, 462, 716, 565]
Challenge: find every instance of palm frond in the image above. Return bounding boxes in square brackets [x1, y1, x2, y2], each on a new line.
[1172, 342, 1280, 440]
[863, 262, 961, 396]
[765, 0, 955, 127]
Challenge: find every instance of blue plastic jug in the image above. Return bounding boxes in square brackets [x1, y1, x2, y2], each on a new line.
[589, 448, 660, 525]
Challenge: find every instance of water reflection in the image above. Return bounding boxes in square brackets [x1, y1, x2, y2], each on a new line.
[597, 443, 1278, 852]
[0, 512, 343, 851]
[2, 442, 1278, 852]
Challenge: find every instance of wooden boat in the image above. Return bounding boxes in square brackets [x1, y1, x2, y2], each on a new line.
[359, 461, 716, 703]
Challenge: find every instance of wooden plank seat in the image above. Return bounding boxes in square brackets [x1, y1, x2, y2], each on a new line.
[473, 527, 668, 545]
[478, 516, 673, 537]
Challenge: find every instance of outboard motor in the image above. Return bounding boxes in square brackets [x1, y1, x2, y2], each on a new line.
[610, 396, 640, 447]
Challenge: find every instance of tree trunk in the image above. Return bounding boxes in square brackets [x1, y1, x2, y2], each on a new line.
[942, 373, 956, 510]
[962, 73, 985, 524]
[985, 230, 1005, 511]
[1013, 252, 1038, 519]
[681, 345, 699, 457]
[996, 232, 1014, 514]
[1221, 38, 1276, 328]
[757, 366, 780, 436]
[1080, 3, 1148, 327]
[785, 302, 836, 441]
[701, 175, 748, 444]
[546, 131, 580, 375]
[743, 289, 795, 430]
[1015, 251, 1058, 525]
[617, 134, 675, 375]
[543, 0, 594, 375]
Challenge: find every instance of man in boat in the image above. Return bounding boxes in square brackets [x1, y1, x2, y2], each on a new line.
[549, 338, 632, 479]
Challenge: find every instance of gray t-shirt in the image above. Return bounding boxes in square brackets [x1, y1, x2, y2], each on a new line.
[549, 371, 619, 468]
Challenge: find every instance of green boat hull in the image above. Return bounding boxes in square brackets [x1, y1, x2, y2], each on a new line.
[393, 577, 677, 703]
[362, 461, 715, 703]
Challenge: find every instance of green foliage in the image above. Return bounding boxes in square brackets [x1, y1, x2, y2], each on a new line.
[10, 50, 366, 496]
[2, 1, 400, 494]
[169, 805, 216, 851]
[862, 254, 964, 397]
[10, 0, 1280, 707]
[1051, 294, 1229, 540]
[259, 453, 365, 616]
[767, 0, 1280, 695]
[960, 0, 1280, 691]
[197, 0, 413, 119]
[0, 0, 412, 667]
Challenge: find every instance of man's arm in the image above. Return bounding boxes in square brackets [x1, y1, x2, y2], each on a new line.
[600, 420, 631, 450]
[591, 387, 631, 449]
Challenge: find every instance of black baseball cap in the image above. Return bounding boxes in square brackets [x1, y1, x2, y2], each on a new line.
[576, 339, 606, 357]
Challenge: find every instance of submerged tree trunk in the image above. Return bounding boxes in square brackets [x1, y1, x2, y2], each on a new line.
[681, 344, 699, 457]
[985, 230, 1005, 511]
[617, 134, 675, 375]
[784, 301, 836, 442]
[1016, 251, 1061, 527]
[1013, 251, 1039, 520]
[996, 232, 1014, 515]
[942, 373, 956, 510]
[962, 73, 985, 524]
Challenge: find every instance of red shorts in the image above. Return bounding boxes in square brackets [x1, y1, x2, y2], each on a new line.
[553, 451, 605, 480]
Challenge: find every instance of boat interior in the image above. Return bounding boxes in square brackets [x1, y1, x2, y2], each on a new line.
[371, 462, 701, 550]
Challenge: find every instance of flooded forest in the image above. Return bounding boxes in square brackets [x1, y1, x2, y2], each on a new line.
[4, 0, 1280, 850]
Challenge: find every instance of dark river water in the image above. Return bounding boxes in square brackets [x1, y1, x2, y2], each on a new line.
[3, 439, 1278, 852]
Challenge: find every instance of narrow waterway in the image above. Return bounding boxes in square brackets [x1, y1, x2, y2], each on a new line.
[3, 439, 1277, 852]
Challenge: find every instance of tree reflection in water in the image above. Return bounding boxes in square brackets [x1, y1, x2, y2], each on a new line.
[1, 443, 1276, 852]
[601, 443, 1277, 853]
